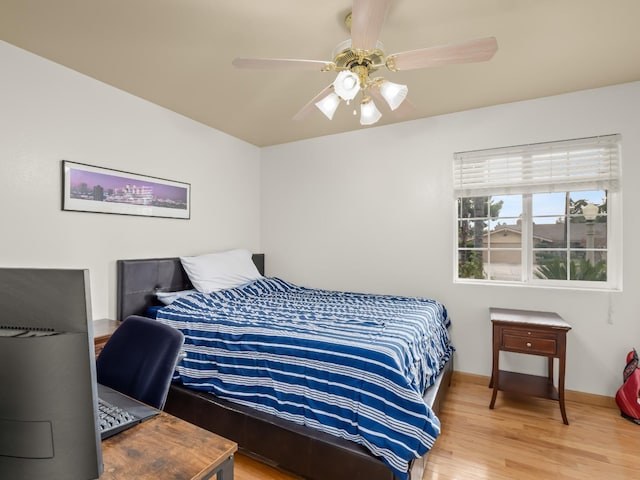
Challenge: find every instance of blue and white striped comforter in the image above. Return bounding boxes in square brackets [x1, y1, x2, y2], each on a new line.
[156, 277, 453, 479]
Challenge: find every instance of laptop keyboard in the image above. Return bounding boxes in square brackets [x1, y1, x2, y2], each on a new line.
[98, 397, 138, 439]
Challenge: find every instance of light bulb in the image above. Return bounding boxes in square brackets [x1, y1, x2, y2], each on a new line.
[360, 98, 382, 125]
[333, 71, 360, 101]
[343, 75, 357, 90]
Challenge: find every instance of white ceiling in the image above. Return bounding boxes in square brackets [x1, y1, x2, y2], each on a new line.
[1, 0, 639, 147]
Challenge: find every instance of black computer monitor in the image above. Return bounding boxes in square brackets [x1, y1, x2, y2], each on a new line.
[0, 268, 102, 479]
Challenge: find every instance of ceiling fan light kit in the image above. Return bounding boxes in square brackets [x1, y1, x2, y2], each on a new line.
[326, 62, 406, 124]
[333, 70, 361, 101]
[360, 97, 382, 126]
[379, 80, 408, 111]
[315, 92, 341, 120]
[233, 0, 498, 128]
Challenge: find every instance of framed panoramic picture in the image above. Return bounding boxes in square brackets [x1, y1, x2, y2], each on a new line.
[62, 161, 190, 219]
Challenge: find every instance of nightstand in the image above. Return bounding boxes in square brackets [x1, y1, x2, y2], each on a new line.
[93, 318, 120, 358]
[489, 307, 571, 424]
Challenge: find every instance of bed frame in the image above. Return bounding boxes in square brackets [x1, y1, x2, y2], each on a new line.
[116, 255, 453, 480]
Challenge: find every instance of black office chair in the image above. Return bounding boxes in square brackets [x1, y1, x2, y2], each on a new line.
[96, 315, 185, 410]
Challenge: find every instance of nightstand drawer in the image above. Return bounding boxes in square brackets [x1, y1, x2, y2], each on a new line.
[502, 333, 557, 355]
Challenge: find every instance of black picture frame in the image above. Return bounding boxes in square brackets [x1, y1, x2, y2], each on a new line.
[62, 160, 190, 219]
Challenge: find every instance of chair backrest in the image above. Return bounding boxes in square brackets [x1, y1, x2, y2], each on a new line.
[96, 315, 184, 410]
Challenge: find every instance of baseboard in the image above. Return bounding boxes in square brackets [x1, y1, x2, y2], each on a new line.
[452, 371, 617, 409]
[452, 371, 490, 386]
[564, 389, 617, 409]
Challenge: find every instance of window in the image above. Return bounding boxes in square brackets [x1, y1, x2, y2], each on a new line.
[454, 135, 620, 289]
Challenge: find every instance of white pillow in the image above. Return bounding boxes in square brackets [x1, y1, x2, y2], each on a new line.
[180, 249, 262, 293]
[156, 289, 196, 305]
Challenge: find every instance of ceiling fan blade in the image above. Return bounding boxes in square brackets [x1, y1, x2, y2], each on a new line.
[232, 58, 334, 71]
[350, 0, 392, 50]
[392, 96, 415, 117]
[387, 36, 498, 71]
[293, 84, 334, 121]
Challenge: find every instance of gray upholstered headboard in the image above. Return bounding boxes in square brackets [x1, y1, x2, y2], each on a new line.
[116, 254, 265, 321]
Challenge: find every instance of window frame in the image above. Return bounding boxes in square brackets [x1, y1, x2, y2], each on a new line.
[453, 135, 621, 291]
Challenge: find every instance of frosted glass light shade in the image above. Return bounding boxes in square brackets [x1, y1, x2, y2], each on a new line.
[379, 81, 408, 110]
[333, 71, 360, 101]
[315, 92, 341, 120]
[360, 98, 382, 125]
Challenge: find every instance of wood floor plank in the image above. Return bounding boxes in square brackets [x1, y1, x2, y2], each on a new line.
[233, 372, 638, 479]
[426, 374, 636, 480]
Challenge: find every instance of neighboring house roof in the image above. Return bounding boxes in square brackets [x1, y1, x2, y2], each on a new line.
[487, 224, 552, 243]
[486, 222, 606, 244]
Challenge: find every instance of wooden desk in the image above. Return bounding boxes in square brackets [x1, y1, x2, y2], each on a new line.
[101, 410, 237, 479]
[489, 308, 571, 424]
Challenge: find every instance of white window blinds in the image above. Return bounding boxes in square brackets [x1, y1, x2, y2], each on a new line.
[453, 134, 621, 197]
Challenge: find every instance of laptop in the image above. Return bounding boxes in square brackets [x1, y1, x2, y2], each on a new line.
[97, 384, 160, 440]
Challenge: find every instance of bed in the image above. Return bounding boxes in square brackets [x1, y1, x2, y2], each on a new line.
[116, 253, 453, 480]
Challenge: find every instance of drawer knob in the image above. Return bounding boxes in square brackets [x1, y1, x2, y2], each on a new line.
[526, 342, 532, 348]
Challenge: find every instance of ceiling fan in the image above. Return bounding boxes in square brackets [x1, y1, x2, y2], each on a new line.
[232, 0, 498, 126]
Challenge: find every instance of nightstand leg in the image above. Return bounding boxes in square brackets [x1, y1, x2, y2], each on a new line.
[489, 326, 500, 409]
[490, 374, 499, 409]
[559, 356, 569, 425]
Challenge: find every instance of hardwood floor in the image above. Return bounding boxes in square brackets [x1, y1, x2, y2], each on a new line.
[233, 372, 637, 480]
[424, 374, 636, 479]
[234, 454, 302, 480]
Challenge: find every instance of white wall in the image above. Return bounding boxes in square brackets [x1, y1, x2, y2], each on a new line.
[261, 81, 640, 397]
[0, 41, 261, 320]
[3, 39, 638, 398]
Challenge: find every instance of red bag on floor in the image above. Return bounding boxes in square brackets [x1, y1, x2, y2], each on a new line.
[615, 348, 640, 424]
